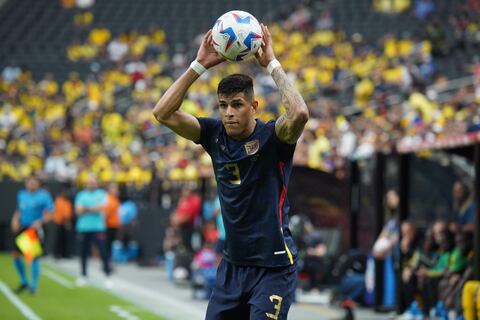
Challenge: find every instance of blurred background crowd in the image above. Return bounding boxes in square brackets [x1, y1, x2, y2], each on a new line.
[0, 0, 479, 318]
[1, 0, 480, 185]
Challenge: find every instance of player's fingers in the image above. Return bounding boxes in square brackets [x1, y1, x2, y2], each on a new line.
[261, 24, 270, 45]
[265, 26, 271, 42]
[203, 29, 212, 44]
[261, 24, 268, 36]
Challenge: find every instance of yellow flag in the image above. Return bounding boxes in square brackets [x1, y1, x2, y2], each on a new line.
[15, 229, 42, 263]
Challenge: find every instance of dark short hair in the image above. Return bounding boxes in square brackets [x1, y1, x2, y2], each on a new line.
[217, 74, 254, 99]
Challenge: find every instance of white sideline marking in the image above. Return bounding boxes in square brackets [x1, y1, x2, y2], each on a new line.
[108, 276, 203, 318]
[42, 269, 74, 289]
[0, 281, 42, 320]
[72, 266, 204, 319]
[109, 305, 139, 320]
[46, 259, 205, 320]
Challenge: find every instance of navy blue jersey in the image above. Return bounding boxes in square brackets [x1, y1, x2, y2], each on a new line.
[196, 117, 297, 267]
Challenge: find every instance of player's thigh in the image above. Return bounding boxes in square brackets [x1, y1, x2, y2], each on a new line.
[249, 264, 297, 320]
[206, 299, 249, 320]
[206, 260, 246, 320]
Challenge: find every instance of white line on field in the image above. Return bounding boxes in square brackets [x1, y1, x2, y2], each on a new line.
[109, 305, 139, 320]
[106, 276, 205, 319]
[80, 268, 204, 319]
[42, 268, 74, 289]
[0, 281, 42, 320]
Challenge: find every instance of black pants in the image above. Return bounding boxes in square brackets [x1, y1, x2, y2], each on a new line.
[401, 275, 417, 309]
[180, 224, 193, 252]
[106, 227, 118, 260]
[303, 256, 326, 289]
[78, 231, 110, 277]
[54, 224, 71, 258]
[423, 276, 442, 312]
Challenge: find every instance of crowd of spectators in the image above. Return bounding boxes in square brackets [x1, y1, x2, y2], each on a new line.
[329, 184, 476, 318]
[2, 1, 478, 314]
[1, 0, 479, 184]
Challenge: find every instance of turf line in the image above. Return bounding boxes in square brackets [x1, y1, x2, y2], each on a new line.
[42, 268, 74, 289]
[0, 280, 42, 320]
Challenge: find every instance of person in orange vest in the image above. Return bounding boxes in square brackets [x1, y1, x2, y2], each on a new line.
[53, 188, 73, 259]
[105, 183, 121, 260]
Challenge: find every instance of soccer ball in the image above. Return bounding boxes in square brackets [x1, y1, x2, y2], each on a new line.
[212, 10, 263, 61]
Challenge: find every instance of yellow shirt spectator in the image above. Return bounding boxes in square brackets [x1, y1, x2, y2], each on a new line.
[63, 74, 86, 103]
[383, 65, 403, 84]
[398, 38, 414, 57]
[89, 28, 111, 46]
[355, 78, 374, 107]
[74, 11, 93, 27]
[408, 91, 436, 123]
[308, 134, 331, 171]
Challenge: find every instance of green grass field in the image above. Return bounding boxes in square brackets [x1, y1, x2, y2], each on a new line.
[0, 254, 165, 320]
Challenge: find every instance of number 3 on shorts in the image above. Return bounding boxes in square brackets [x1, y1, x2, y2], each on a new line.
[265, 295, 283, 320]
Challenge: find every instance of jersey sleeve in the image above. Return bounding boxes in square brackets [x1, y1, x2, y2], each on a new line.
[195, 117, 220, 153]
[269, 120, 297, 161]
[99, 190, 108, 206]
[74, 192, 84, 209]
[42, 191, 54, 213]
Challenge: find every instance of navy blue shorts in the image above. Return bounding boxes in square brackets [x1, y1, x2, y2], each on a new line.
[205, 259, 297, 320]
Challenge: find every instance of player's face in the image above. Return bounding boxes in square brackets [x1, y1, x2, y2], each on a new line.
[86, 176, 98, 190]
[25, 177, 40, 192]
[218, 92, 257, 139]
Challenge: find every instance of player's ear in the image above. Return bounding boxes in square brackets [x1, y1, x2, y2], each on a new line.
[251, 100, 258, 112]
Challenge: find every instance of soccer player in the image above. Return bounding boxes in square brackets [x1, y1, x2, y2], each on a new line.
[10, 176, 54, 294]
[153, 24, 309, 320]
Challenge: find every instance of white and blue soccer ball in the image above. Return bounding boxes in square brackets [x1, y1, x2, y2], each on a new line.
[212, 10, 263, 61]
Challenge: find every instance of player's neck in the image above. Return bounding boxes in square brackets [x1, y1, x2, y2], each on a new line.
[230, 119, 257, 141]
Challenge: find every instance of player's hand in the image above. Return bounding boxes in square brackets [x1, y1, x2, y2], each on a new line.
[11, 219, 20, 233]
[196, 29, 226, 69]
[255, 24, 276, 68]
[31, 220, 42, 230]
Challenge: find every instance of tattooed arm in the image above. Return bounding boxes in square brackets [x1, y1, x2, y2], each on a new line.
[271, 67, 309, 144]
[255, 24, 309, 144]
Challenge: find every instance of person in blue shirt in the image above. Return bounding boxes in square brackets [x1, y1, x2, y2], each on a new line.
[10, 176, 53, 294]
[153, 24, 309, 320]
[74, 174, 111, 288]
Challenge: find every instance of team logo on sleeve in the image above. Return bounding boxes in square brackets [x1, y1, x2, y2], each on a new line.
[244, 140, 259, 155]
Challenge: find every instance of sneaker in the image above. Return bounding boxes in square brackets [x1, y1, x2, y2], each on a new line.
[104, 278, 113, 290]
[397, 301, 423, 320]
[75, 277, 87, 287]
[435, 301, 448, 320]
[447, 310, 456, 320]
[14, 283, 29, 294]
[29, 287, 36, 295]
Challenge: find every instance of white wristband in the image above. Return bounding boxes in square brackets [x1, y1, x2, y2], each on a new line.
[267, 59, 281, 75]
[190, 60, 207, 76]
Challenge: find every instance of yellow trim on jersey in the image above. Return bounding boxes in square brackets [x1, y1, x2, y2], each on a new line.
[284, 243, 294, 264]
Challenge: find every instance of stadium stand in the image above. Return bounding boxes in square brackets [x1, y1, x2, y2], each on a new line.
[0, 0, 479, 184]
[0, 1, 479, 319]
